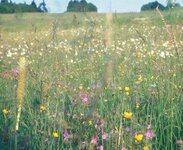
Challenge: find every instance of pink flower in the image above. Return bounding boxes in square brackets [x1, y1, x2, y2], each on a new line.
[102, 132, 109, 140]
[63, 130, 69, 140]
[121, 147, 128, 150]
[144, 129, 155, 140]
[11, 68, 19, 77]
[90, 137, 98, 145]
[79, 93, 90, 103]
[97, 145, 104, 150]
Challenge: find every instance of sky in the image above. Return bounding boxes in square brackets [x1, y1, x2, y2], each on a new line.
[14, 0, 183, 13]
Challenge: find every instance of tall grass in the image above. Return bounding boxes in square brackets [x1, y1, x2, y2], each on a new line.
[0, 10, 183, 149]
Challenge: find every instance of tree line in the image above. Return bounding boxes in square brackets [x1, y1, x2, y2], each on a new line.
[0, 0, 48, 13]
[1, 0, 181, 14]
[67, 0, 97, 12]
[141, 1, 181, 11]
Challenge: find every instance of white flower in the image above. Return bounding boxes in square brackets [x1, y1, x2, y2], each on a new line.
[160, 51, 165, 58]
[75, 51, 78, 56]
[7, 51, 12, 57]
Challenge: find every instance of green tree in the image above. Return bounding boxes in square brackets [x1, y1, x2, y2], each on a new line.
[166, 0, 181, 9]
[31, 0, 37, 9]
[38, 0, 48, 12]
[67, 0, 74, 12]
[80, 0, 87, 11]
[66, 0, 97, 12]
[0, 0, 47, 13]
[141, 1, 166, 11]
[1, 0, 9, 3]
[86, 3, 97, 12]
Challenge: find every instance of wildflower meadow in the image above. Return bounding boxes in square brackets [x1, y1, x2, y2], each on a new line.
[0, 9, 183, 150]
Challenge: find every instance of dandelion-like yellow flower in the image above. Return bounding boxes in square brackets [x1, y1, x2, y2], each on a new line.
[138, 76, 143, 82]
[53, 132, 59, 138]
[125, 86, 130, 92]
[40, 106, 46, 112]
[124, 112, 133, 119]
[125, 92, 130, 96]
[143, 146, 149, 150]
[79, 84, 83, 90]
[135, 133, 143, 142]
[2, 108, 9, 115]
[118, 86, 122, 91]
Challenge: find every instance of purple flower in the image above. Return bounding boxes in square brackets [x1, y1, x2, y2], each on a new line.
[79, 93, 90, 103]
[11, 68, 19, 77]
[90, 137, 98, 145]
[144, 129, 155, 140]
[97, 145, 104, 150]
[102, 132, 109, 140]
[63, 130, 69, 140]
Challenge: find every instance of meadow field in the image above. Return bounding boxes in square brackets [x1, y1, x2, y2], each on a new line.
[0, 9, 183, 150]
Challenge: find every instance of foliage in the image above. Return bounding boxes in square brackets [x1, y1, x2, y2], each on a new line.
[67, 0, 97, 12]
[1, 0, 8, 3]
[141, 0, 181, 11]
[167, 2, 181, 9]
[141, 1, 166, 11]
[0, 0, 47, 13]
[38, 0, 48, 13]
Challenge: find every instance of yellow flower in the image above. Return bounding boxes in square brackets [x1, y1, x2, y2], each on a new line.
[87, 87, 91, 90]
[70, 75, 73, 79]
[177, 85, 181, 89]
[40, 106, 46, 112]
[2, 108, 9, 115]
[125, 86, 130, 92]
[79, 84, 83, 90]
[118, 86, 122, 91]
[125, 92, 130, 96]
[138, 76, 143, 82]
[89, 120, 92, 126]
[53, 132, 59, 138]
[124, 112, 133, 119]
[143, 146, 149, 150]
[135, 133, 143, 142]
